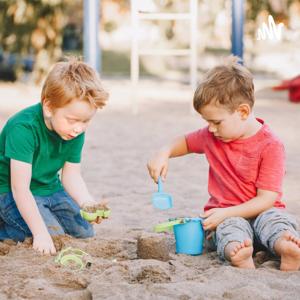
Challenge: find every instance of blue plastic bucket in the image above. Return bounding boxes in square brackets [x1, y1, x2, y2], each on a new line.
[173, 218, 204, 255]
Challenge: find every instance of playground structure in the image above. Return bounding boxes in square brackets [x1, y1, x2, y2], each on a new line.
[129, 0, 243, 112]
[77, 0, 245, 112]
[130, 0, 198, 113]
[83, 0, 244, 72]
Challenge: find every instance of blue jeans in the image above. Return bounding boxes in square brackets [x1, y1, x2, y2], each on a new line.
[0, 190, 94, 242]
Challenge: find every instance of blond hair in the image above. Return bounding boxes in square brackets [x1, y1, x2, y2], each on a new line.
[41, 57, 108, 110]
[193, 56, 254, 113]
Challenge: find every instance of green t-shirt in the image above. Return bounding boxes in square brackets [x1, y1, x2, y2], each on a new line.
[0, 103, 85, 196]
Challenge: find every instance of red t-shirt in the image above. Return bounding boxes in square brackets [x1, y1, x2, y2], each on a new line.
[185, 119, 285, 211]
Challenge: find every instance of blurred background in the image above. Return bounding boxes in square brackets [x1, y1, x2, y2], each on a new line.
[0, 0, 299, 111]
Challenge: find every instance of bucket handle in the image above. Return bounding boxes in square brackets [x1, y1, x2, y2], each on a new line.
[154, 218, 185, 233]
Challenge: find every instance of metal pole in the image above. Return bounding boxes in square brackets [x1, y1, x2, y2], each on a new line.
[83, 0, 101, 72]
[231, 0, 244, 61]
[190, 0, 197, 92]
[189, 0, 198, 114]
[131, 0, 139, 114]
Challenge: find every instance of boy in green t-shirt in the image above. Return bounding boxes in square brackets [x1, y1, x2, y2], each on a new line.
[0, 58, 109, 254]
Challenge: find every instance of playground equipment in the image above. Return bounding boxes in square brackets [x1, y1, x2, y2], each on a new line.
[231, 0, 244, 61]
[83, 0, 101, 72]
[130, 0, 198, 113]
[273, 75, 300, 103]
[82, 0, 245, 90]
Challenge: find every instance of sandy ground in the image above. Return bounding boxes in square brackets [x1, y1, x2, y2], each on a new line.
[0, 79, 300, 299]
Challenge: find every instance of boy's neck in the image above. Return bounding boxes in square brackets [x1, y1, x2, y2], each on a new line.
[242, 115, 262, 139]
[42, 114, 54, 131]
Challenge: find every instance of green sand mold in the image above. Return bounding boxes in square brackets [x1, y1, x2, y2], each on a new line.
[55, 247, 91, 271]
[80, 209, 111, 222]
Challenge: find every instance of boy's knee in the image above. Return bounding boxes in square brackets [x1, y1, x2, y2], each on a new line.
[253, 208, 299, 252]
[217, 216, 249, 233]
[254, 208, 298, 234]
[76, 227, 94, 239]
[216, 217, 251, 243]
[72, 220, 94, 239]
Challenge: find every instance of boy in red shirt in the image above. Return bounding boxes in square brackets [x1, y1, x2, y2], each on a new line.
[147, 56, 300, 271]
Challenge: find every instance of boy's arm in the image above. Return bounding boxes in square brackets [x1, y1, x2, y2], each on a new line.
[147, 136, 189, 182]
[61, 162, 96, 208]
[225, 189, 278, 218]
[10, 159, 56, 254]
[164, 136, 190, 158]
[202, 189, 278, 231]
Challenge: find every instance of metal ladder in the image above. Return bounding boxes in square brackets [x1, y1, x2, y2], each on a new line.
[130, 0, 198, 113]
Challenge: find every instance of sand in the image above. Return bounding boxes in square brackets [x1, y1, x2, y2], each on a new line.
[0, 80, 300, 299]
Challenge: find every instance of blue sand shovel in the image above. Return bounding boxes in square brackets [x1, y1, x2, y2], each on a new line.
[152, 177, 173, 210]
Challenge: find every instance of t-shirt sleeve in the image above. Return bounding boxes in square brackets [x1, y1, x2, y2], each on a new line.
[5, 124, 36, 164]
[255, 141, 285, 193]
[185, 128, 207, 154]
[66, 133, 85, 163]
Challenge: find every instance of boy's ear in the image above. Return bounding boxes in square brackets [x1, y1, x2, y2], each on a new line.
[237, 103, 251, 120]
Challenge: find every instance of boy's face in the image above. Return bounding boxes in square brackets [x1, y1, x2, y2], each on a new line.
[200, 103, 248, 143]
[43, 99, 97, 140]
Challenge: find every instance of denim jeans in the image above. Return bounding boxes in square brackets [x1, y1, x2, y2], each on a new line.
[0, 190, 94, 242]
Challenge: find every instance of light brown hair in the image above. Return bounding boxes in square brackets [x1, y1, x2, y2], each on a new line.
[41, 57, 108, 110]
[193, 56, 254, 113]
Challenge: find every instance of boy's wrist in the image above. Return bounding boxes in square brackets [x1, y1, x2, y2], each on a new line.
[223, 207, 234, 218]
[158, 148, 171, 159]
[32, 227, 50, 238]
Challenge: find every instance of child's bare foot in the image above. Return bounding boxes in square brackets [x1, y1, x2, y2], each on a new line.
[225, 239, 255, 269]
[274, 231, 300, 271]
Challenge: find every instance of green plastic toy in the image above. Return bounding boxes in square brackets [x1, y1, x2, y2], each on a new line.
[154, 218, 186, 233]
[80, 209, 111, 222]
[55, 247, 91, 271]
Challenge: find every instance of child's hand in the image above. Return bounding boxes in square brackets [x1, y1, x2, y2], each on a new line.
[147, 151, 169, 183]
[81, 199, 108, 210]
[205, 231, 215, 240]
[201, 208, 229, 231]
[91, 216, 102, 225]
[33, 233, 56, 255]
[81, 199, 108, 224]
[80, 199, 98, 208]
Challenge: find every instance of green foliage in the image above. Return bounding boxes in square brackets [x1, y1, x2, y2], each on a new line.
[0, 0, 68, 82]
[0, 0, 64, 54]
